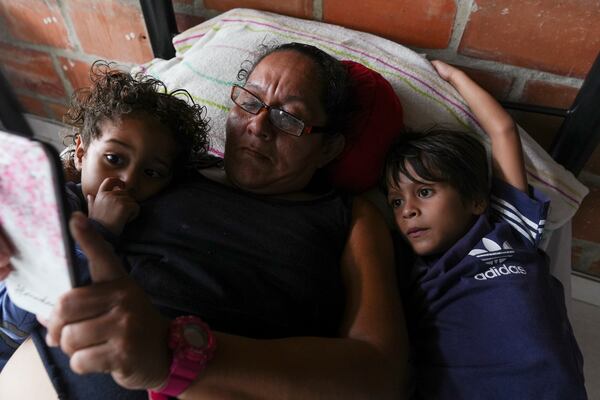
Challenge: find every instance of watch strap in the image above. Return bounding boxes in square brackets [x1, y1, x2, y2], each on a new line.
[148, 316, 216, 400]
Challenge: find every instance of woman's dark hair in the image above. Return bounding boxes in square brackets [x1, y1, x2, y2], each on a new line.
[384, 129, 489, 204]
[236, 42, 351, 137]
[63, 60, 210, 175]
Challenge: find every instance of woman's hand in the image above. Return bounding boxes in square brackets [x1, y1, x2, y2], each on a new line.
[43, 212, 170, 390]
[0, 226, 14, 280]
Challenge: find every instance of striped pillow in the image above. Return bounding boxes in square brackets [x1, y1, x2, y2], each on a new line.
[136, 8, 587, 228]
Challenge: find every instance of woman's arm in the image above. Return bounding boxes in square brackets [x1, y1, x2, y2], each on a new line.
[47, 202, 409, 399]
[179, 196, 408, 399]
[432, 60, 528, 193]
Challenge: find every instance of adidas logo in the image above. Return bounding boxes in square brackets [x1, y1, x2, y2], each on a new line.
[468, 238, 515, 266]
[474, 265, 527, 280]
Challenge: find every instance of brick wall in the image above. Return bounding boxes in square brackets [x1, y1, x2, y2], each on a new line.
[1, 0, 599, 273]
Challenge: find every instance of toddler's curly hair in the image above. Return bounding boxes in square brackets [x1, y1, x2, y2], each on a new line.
[63, 60, 209, 177]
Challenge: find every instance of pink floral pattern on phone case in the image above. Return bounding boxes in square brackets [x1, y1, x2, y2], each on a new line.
[0, 131, 72, 317]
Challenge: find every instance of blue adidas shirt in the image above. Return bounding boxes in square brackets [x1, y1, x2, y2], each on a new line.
[402, 179, 587, 399]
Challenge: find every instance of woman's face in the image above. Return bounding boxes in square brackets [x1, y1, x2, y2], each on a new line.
[224, 50, 343, 195]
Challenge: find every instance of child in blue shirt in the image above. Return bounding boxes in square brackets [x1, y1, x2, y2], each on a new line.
[385, 60, 587, 399]
[0, 61, 209, 370]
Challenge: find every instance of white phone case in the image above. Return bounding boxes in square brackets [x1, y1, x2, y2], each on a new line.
[0, 129, 76, 318]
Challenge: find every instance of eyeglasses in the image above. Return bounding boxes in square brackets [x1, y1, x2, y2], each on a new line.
[230, 84, 326, 137]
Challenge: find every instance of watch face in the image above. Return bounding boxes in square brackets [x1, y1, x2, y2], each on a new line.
[183, 324, 207, 349]
[170, 316, 216, 363]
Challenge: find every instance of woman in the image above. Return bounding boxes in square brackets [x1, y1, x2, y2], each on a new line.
[0, 43, 408, 399]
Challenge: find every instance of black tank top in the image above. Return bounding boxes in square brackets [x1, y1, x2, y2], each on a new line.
[122, 171, 353, 338]
[32, 171, 353, 399]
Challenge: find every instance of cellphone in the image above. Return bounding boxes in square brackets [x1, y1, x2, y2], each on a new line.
[0, 128, 78, 318]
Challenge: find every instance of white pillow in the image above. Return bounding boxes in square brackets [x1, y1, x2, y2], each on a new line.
[135, 8, 587, 229]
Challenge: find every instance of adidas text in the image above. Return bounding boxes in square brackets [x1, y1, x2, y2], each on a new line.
[474, 265, 526, 280]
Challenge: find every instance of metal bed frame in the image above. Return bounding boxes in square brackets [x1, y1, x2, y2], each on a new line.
[138, 0, 600, 176]
[0, 69, 35, 138]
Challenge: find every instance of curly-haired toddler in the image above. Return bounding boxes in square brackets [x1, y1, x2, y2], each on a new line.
[0, 61, 209, 369]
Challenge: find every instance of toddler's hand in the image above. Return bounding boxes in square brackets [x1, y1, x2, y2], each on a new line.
[87, 177, 140, 236]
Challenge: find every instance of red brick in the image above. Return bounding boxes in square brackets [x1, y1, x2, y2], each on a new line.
[47, 101, 69, 123]
[571, 243, 584, 268]
[204, 0, 312, 19]
[58, 57, 93, 92]
[175, 13, 205, 33]
[0, 43, 65, 98]
[519, 80, 597, 171]
[580, 145, 600, 177]
[571, 240, 600, 277]
[573, 181, 600, 243]
[67, 0, 153, 64]
[459, 0, 600, 78]
[456, 65, 514, 100]
[323, 0, 455, 49]
[521, 80, 580, 110]
[509, 80, 580, 153]
[17, 94, 48, 118]
[589, 258, 600, 276]
[0, 0, 72, 49]
[508, 111, 562, 151]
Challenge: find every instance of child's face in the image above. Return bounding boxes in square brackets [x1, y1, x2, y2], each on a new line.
[75, 116, 178, 202]
[387, 164, 485, 257]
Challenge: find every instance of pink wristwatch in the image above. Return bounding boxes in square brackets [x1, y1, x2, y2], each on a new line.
[148, 315, 216, 400]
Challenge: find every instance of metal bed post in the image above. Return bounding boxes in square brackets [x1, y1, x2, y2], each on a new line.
[549, 51, 600, 176]
[0, 69, 34, 137]
[139, 0, 178, 59]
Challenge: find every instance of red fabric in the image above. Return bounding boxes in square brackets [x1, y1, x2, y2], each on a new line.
[326, 61, 404, 193]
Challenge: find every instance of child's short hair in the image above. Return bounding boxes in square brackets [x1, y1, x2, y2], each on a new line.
[64, 60, 209, 174]
[384, 129, 489, 204]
